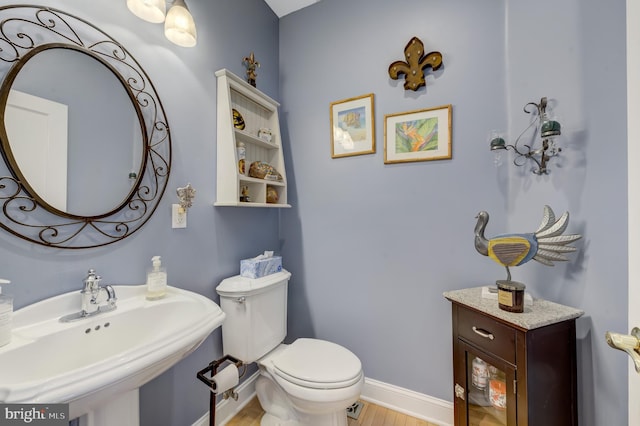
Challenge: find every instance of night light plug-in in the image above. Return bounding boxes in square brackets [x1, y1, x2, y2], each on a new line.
[172, 204, 187, 228]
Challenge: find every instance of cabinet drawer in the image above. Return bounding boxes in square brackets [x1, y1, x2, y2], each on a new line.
[457, 306, 516, 364]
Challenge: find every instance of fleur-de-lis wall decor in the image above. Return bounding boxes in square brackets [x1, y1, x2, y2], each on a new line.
[243, 52, 260, 87]
[388, 37, 442, 92]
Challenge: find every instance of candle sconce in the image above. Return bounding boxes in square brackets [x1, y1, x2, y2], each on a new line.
[489, 97, 561, 175]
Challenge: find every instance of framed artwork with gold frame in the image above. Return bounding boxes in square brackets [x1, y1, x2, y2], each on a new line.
[330, 93, 375, 158]
[384, 104, 452, 164]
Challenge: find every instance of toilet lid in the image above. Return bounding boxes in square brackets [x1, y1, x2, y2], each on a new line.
[272, 338, 362, 389]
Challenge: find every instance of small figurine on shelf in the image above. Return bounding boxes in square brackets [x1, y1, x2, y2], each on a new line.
[249, 161, 283, 182]
[243, 52, 260, 87]
[240, 185, 251, 202]
[258, 128, 273, 143]
[232, 109, 245, 130]
[237, 142, 246, 175]
[266, 186, 279, 204]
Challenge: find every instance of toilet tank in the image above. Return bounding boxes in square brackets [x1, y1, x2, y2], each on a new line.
[215, 270, 291, 363]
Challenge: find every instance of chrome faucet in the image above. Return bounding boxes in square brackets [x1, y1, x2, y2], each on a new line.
[60, 269, 117, 322]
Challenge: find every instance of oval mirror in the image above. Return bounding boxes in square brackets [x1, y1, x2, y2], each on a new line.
[0, 6, 171, 248]
[5, 48, 143, 217]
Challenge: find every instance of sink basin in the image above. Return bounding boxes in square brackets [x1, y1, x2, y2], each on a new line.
[0, 285, 225, 421]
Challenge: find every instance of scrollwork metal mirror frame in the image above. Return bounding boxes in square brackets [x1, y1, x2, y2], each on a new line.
[0, 5, 171, 249]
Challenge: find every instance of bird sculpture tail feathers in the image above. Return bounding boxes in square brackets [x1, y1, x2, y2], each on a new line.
[474, 205, 582, 283]
[532, 205, 582, 266]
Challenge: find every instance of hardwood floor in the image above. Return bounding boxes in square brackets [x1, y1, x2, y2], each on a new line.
[225, 397, 440, 426]
[224, 397, 264, 426]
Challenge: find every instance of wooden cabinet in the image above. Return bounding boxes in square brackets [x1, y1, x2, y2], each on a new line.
[444, 287, 583, 426]
[214, 69, 290, 208]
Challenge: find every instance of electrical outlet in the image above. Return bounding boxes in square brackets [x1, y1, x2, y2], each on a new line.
[172, 204, 187, 228]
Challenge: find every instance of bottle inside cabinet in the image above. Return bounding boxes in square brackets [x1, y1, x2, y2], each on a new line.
[215, 69, 290, 208]
[467, 357, 508, 425]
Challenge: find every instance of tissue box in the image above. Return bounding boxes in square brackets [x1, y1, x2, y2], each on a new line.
[240, 256, 282, 278]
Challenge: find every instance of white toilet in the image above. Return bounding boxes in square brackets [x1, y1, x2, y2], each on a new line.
[216, 270, 364, 426]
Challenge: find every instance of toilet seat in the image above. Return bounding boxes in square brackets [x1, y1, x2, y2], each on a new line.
[268, 338, 362, 390]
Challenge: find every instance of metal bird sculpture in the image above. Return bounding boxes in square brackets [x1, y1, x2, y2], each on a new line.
[474, 205, 581, 283]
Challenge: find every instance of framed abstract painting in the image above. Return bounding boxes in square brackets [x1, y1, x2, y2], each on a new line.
[384, 104, 452, 164]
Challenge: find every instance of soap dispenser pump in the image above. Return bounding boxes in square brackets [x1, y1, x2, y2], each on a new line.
[0, 278, 12, 347]
[146, 256, 167, 300]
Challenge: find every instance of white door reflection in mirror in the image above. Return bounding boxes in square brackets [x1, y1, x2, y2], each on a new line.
[6, 90, 68, 211]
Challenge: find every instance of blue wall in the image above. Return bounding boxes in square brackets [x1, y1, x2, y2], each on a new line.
[0, 1, 280, 425]
[0, 0, 629, 425]
[279, 0, 628, 425]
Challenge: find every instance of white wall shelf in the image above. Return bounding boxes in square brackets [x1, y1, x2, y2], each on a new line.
[214, 69, 290, 208]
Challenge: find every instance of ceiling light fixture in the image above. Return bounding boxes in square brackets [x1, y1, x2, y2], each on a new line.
[126, 0, 166, 23]
[126, 0, 197, 47]
[164, 0, 197, 47]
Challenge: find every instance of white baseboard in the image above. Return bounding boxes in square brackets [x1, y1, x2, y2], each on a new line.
[361, 378, 453, 426]
[192, 374, 454, 426]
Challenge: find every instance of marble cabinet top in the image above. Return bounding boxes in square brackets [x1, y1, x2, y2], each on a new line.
[443, 286, 584, 330]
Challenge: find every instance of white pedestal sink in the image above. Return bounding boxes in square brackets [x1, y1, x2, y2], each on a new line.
[0, 285, 226, 426]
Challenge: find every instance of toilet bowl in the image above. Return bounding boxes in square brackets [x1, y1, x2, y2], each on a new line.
[256, 339, 364, 425]
[216, 271, 364, 426]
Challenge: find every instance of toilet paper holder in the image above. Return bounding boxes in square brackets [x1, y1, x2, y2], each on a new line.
[197, 354, 246, 426]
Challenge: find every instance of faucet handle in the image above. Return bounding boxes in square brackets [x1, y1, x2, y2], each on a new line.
[83, 269, 101, 290]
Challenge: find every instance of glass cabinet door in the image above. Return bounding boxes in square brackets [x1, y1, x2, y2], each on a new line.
[454, 341, 517, 425]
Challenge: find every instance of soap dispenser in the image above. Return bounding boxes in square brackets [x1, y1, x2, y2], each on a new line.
[146, 256, 167, 300]
[0, 278, 12, 347]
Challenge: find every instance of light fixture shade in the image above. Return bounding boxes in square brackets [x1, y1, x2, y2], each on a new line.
[127, 0, 166, 24]
[540, 119, 561, 138]
[490, 137, 506, 150]
[165, 0, 197, 47]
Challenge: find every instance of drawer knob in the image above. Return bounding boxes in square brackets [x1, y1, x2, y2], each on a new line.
[472, 326, 495, 340]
